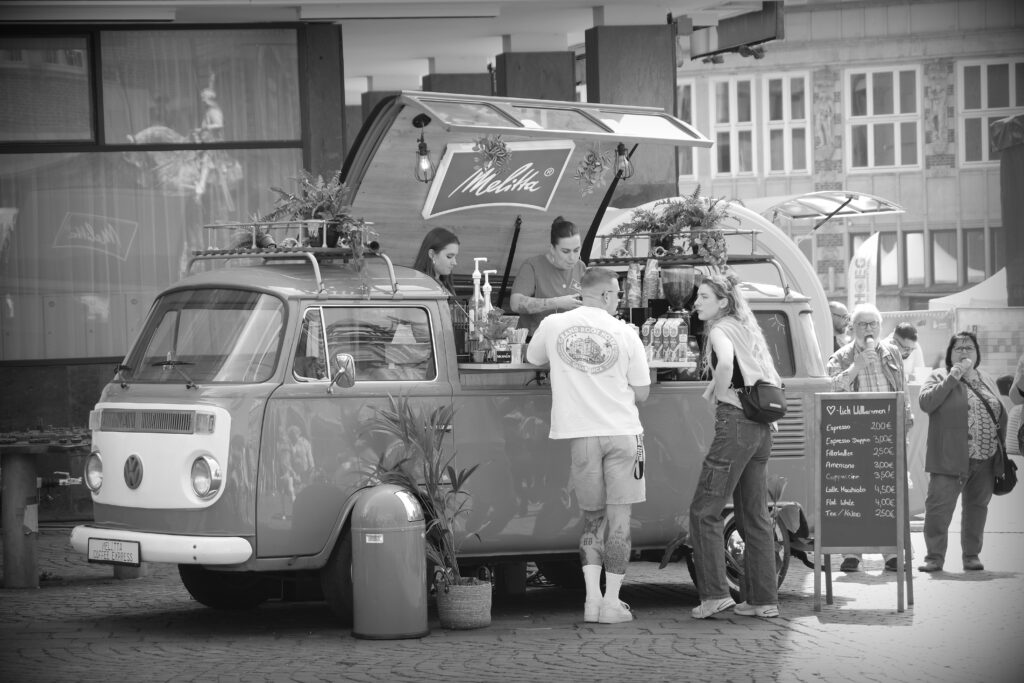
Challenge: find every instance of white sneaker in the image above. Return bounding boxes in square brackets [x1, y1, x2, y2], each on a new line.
[598, 598, 633, 624]
[690, 597, 735, 619]
[583, 598, 602, 623]
[733, 602, 780, 618]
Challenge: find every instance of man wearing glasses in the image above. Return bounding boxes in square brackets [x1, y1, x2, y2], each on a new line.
[827, 303, 913, 573]
[884, 322, 925, 382]
[527, 267, 650, 625]
[829, 301, 852, 353]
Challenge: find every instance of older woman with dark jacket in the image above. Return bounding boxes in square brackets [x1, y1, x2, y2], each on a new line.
[917, 331, 1007, 573]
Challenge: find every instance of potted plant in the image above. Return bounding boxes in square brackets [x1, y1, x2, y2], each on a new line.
[612, 185, 737, 266]
[234, 169, 374, 258]
[361, 395, 491, 629]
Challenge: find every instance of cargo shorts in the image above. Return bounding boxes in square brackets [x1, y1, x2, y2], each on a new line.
[569, 434, 646, 511]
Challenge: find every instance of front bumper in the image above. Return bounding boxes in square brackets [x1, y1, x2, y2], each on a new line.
[70, 525, 253, 565]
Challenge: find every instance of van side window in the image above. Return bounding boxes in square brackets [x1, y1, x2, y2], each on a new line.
[293, 308, 327, 380]
[321, 306, 436, 382]
[755, 311, 796, 378]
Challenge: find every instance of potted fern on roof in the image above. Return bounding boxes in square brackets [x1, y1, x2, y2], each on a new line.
[235, 169, 374, 258]
[360, 395, 491, 629]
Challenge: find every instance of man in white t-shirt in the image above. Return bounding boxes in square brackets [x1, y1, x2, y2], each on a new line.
[527, 267, 650, 625]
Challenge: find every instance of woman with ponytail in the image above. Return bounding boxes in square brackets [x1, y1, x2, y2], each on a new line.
[688, 270, 783, 620]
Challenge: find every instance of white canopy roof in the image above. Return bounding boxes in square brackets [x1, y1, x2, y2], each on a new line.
[928, 268, 1007, 309]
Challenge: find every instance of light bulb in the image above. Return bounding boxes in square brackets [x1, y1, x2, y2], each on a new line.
[614, 142, 634, 180]
[414, 135, 435, 183]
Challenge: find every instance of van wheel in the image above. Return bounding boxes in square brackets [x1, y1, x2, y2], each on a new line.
[178, 565, 274, 609]
[320, 529, 354, 626]
[685, 511, 790, 602]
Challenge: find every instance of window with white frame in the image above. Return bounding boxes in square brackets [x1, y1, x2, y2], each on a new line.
[846, 67, 920, 170]
[710, 77, 755, 176]
[677, 79, 696, 179]
[764, 73, 809, 173]
[931, 230, 957, 285]
[960, 59, 1024, 164]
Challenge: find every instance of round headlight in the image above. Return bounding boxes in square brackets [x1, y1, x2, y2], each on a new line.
[84, 451, 103, 492]
[190, 454, 222, 499]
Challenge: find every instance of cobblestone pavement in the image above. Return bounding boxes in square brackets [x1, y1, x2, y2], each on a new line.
[2, 478, 1023, 683]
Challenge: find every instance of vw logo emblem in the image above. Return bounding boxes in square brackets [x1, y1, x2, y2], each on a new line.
[124, 455, 144, 490]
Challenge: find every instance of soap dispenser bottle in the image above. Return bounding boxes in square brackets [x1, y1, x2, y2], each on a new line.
[481, 269, 497, 318]
[469, 257, 488, 352]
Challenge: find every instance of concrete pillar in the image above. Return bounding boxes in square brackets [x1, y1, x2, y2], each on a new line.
[300, 23, 346, 176]
[422, 56, 491, 95]
[422, 73, 491, 95]
[495, 33, 575, 100]
[495, 52, 575, 100]
[584, 22, 678, 203]
[1, 452, 40, 588]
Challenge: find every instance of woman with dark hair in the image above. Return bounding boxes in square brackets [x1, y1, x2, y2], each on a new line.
[510, 216, 586, 336]
[688, 270, 783, 619]
[918, 330, 1008, 572]
[412, 227, 460, 294]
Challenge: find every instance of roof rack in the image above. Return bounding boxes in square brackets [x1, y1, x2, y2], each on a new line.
[189, 221, 400, 298]
[585, 227, 790, 296]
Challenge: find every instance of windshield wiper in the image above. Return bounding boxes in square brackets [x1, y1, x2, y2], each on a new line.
[115, 363, 132, 388]
[150, 360, 198, 390]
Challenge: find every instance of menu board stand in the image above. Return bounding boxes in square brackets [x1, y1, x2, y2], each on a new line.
[813, 392, 913, 612]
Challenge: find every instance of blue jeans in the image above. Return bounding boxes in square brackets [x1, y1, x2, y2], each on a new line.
[923, 456, 995, 565]
[689, 403, 778, 605]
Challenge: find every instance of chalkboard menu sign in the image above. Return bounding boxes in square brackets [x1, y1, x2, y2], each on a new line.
[816, 392, 906, 551]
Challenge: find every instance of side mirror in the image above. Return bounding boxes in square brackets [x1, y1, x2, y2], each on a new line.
[329, 353, 356, 392]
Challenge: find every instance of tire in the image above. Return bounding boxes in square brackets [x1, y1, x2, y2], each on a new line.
[685, 510, 791, 602]
[178, 564, 274, 610]
[320, 529, 354, 626]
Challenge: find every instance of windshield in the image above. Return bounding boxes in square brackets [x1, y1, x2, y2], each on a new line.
[123, 288, 285, 384]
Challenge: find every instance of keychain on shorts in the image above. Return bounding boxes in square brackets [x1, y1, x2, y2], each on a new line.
[633, 434, 645, 480]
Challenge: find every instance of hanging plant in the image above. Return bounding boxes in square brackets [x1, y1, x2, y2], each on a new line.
[472, 134, 511, 173]
[573, 145, 612, 198]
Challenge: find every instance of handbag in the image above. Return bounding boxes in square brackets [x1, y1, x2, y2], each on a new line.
[731, 354, 787, 424]
[963, 379, 1016, 495]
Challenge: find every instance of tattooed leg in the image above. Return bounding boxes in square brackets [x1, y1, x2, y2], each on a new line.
[604, 504, 632, 575]
[579, 510, 606, 567]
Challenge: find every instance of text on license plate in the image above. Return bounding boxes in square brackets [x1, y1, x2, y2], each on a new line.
[87, 538, 141, 566]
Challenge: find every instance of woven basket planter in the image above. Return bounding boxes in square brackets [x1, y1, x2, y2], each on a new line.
[436, 578, 491, 630]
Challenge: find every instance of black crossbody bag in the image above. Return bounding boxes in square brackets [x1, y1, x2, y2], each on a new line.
[730, 353, 787, 425]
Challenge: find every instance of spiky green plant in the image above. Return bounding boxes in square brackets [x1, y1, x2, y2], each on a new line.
[360, 395, 479, 586]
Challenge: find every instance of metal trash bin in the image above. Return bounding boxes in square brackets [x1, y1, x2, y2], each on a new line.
[351, 484, 429, 639]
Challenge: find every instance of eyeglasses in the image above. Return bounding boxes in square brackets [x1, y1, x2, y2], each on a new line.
[604, 289, 623, 300]
[854, 320, 880, 329]
[952, 345, 976, 353]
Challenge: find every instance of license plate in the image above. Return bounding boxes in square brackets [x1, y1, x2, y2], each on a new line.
[87, 538, 141, 566]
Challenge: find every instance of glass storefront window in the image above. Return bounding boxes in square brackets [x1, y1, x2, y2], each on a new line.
[0, 148, 302, 360]
[963, 229, 985, 283]
[905, 232, 924, 285]
[102, 29, 300, 144]
[0, 35, 93, 142]
[878, 232, 898, 286]
[931, 231, 957, 284]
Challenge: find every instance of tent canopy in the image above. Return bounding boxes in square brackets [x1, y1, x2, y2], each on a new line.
[928, 268, 1007, 309]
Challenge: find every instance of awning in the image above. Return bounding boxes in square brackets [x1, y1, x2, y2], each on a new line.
[745, 191, 905, 224]
[399, 91, 713, 148]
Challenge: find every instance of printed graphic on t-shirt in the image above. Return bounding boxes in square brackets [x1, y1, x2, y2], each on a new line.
[556, 325, 618, 374]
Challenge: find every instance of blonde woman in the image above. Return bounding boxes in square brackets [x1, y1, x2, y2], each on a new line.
[689, 271, 783, 619]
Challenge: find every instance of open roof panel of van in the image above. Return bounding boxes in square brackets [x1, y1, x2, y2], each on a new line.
[398, 91, 713, 148]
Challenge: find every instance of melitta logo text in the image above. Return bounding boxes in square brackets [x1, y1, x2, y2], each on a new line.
[448, 162, 545, 198]
[422, 140, 574, 219]
[54, 212, 138, 261]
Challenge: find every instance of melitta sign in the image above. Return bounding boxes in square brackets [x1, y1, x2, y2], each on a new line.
[421, 140, 575, 219]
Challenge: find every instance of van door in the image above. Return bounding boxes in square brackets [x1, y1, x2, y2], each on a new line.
[257, 302, 454, 558]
